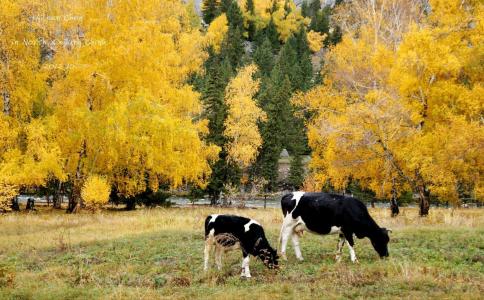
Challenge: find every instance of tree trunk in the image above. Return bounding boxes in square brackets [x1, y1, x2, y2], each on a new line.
[390, 198, 399, 217]
[11, 197, 19, 211]
[26, 198, 35, 210]
[417, 185, 430, 216]
[53, 181, 63, 209]
[2, 90, 11, 116]
[390, 178, 399, 217]
[210, 192, 219, 206]
[67, 142, 86, 213]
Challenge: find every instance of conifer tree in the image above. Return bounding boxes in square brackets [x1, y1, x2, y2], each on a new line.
[198, 51, 241, 203]
[223, 0, 245, 68]
[245, 0, 257, 41]
[301, 1, 310, 18]
[288, 153, 305, 189]
[255, 76, 293, 190]
[253, 38, 275, 77]
[293, 27, 314, 91]
[264, 19, 281, 51]
[202, 0, 221, 25]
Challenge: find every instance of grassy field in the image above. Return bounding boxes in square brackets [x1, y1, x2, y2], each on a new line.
[0, 206, 483, 299]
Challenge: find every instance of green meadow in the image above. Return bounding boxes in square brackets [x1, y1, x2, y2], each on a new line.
[1, 207, 483, 299]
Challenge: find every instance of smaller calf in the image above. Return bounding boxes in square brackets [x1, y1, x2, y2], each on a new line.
[204, 214, 278, 278]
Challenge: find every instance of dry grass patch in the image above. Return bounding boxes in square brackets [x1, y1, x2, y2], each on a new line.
[0, 207, 482, 299]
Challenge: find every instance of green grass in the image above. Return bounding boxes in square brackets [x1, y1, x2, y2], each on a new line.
[0, 207, 483, 299]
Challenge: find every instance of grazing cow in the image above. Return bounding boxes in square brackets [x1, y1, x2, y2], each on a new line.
[279, 192, 391, 263]
[204, 214, 279, 278]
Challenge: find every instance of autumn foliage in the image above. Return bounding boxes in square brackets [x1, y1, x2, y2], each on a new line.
[81, 175, 110, 209]
[296, 0, 483, 213]
[224, 64, 266, 168]
[0, 0, 219, 211]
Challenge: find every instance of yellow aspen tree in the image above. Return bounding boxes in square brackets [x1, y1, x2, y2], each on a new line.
[296, 0, 483, 215]
[272, 1, 310, 42]
[238, 0, 309, 41]
[205, 14, 229, 53]
[0, 0, 66, 204]
[224, 64, 266, 168]
[307, 30, 326, 53]
[390, 0, 484, 204]
[44, 0, 219, 211]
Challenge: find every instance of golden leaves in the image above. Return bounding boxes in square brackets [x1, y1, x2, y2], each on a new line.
[307, 30, 326, 53]
[205, 14, 229, 53]
[301, 0, 483, 202]
[81, 175, 110, 208]
[224, 64, 266, 168]
[0, 0, 220, 198]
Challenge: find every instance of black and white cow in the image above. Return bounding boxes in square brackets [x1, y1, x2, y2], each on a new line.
[279, 192, 391, 263]
[204, 214, 279, 277]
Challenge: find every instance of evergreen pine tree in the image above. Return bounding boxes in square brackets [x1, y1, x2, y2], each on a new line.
[288, 153, 305, 190]
[220, 0, 233, 14]
[255, 67, 295, 190]
[301, 0, 310, 18]
[311, 6, 330, 34]
[256, 77, 293, 190]
[264, 19, 280, 51]
[202, 0, 221, 25]
[223, 26, 245, 68]
[253, 38, 274, 77]
[309, 0, 321, 18]
[225, 0, 244, 28]
[196, 50, 242, 204]
[245, 0, 256, 41]
[223, 0, 245, 68]
[293, 26, 313, 91]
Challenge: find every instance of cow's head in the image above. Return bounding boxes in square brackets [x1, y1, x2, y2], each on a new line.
[371, 227, 391, 258]
[255, 238, 279, 269]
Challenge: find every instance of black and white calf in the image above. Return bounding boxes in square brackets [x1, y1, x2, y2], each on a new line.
[204, 214, 278, 277]
[279, 192, 391, 263]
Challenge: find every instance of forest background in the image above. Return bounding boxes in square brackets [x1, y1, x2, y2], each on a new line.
[0, 0, 482, 216]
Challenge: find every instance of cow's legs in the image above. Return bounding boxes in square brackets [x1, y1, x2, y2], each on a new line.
[345, 233, 358, 263]
[215, 245, 223, 270]
[241, 254, 251, 278]
[291, 233, 303, 261]
[335, 233, 346, 262]
[279, 216, 295, 260]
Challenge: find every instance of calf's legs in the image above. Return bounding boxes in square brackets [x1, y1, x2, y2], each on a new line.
[241, 255, 251, 278]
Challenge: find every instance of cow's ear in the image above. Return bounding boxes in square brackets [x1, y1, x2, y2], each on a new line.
[254, 237, 262, 248]
[383, 227, 392, 234]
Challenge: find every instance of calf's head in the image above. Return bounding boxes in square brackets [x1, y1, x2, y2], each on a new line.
[254, 238, 279, 269]
[371, 227, 391, 258]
